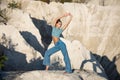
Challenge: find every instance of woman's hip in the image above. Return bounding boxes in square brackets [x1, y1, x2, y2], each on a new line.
[55, 39, 66, 47]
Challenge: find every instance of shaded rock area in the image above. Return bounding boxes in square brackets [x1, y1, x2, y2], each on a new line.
[93, 53, 120, 80]
[0, 71, 25, 80]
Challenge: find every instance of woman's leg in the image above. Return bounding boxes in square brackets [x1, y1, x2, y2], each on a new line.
[43, 45, 60, 70]
[59, 41, 72, 73]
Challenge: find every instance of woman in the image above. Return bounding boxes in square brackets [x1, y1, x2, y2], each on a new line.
[43, 13, 73, 73]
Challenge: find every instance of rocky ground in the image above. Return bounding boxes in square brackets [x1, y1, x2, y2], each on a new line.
[0, 70, 107, 80]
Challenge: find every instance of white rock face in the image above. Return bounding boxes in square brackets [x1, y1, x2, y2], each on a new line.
[14, 70, 107, 80]
[62, 3, 120, 60]
[80, 0, 120, 6]
[0, 0, 120, 79]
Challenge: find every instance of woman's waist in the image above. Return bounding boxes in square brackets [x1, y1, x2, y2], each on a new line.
[52, 36, 60, 44]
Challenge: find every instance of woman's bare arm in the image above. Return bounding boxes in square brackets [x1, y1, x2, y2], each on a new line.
[62, 13, 73, 30]
[53, 13, 69, 26]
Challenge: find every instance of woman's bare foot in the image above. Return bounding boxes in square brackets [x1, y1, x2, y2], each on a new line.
[45, 66, 49, 71]
[63, 71, 72, 74]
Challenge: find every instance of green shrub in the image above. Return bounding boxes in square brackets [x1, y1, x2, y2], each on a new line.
[8, 0, 21, 9]
[61, 0, 72, 3]
[0, 55, 7, 70]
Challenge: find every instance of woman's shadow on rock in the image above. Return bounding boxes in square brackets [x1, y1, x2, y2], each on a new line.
[31, 17, 52, 51]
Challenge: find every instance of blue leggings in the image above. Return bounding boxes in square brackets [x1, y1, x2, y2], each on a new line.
[43, 40, 72, 73]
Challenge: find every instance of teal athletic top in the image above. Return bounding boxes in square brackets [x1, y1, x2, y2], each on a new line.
[52, 26, 63, 38]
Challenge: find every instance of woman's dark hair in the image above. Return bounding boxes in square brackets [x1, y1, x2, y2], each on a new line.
[56, 19, 62, 24]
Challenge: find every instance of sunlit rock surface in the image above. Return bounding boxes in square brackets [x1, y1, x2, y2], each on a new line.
[0, 0, 120, 80]
[14, 70, 107, 80]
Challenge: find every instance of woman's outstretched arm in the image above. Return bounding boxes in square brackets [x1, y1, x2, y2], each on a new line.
[62, 13, 73, 30]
